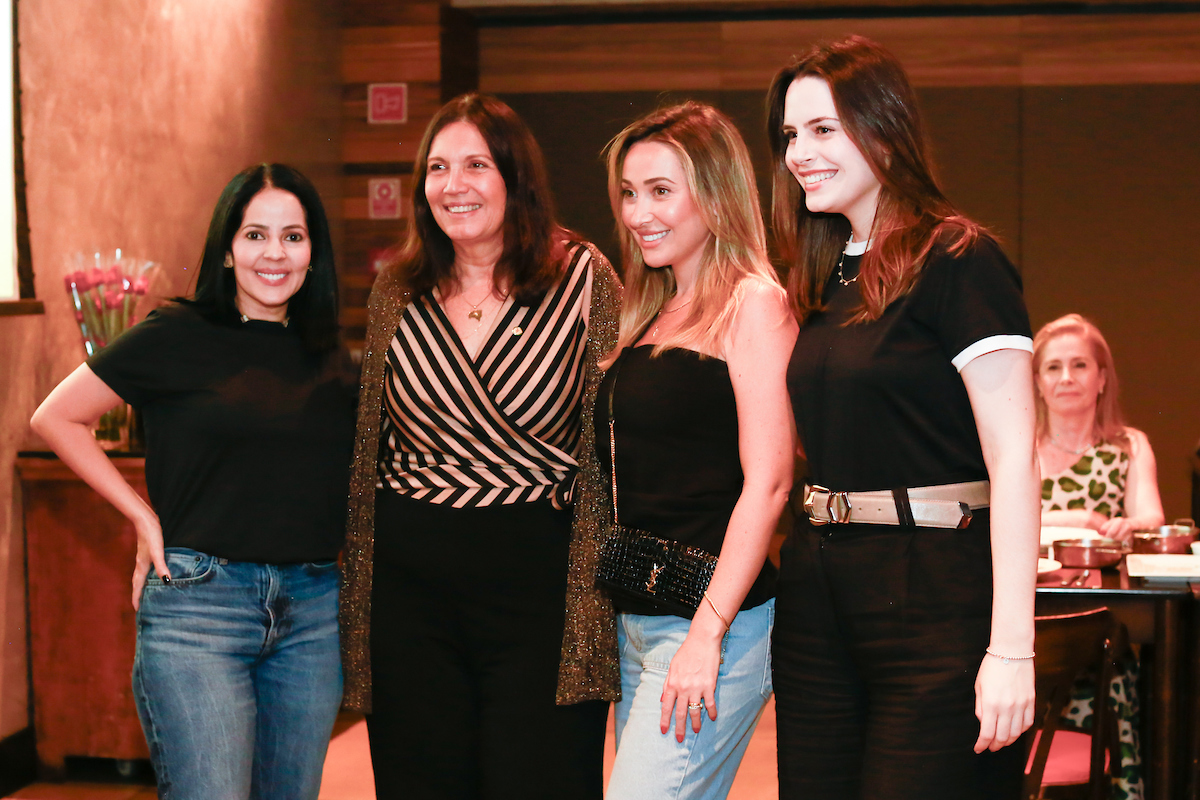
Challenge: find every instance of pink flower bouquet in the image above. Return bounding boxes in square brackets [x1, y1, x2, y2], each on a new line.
[63, 250, 160, 448]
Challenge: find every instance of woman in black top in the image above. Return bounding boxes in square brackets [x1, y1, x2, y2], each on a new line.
[600, 102, 796, 799]
[31, 164, 354, 800]
[766, 38, 1039, 798]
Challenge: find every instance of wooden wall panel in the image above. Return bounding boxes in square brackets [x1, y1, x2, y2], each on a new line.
[341, 26, 441, 84]
[342, 82, 442, 165]
[343, 81, 443, 133]
[343, 133, 420, 165]
[481, 21, 723, 92]
[481, 13, 1200, 92]
[721, 18, 1022, 89]
[339, 2, 451, 357]
[339, 1, 439, 27]
[1021, 15, 1200, 85]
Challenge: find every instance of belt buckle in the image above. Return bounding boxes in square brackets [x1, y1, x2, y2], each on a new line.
[805, 485, 852, 525]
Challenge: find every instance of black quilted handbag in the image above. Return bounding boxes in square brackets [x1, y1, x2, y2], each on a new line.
[595, 357, 718, 618]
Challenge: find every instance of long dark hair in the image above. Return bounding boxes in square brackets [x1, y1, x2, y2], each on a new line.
[185, 163, 339, 353]
[767, 36, 982, 324]
[389, 93, 570, 305]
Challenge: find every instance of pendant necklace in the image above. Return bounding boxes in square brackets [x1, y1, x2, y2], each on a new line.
[650, 298, 693, 339]
[466, 293, 488, 321]
[461, 287, 507, 322]
[837, 236, 859, 286]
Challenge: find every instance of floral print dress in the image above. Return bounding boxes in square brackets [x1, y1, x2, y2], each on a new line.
[1043, 441, 1141, 800]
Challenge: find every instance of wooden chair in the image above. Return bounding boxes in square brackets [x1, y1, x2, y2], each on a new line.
[1024, 608, 1126, 800]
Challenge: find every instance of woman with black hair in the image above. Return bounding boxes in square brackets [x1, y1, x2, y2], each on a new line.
[31, 163, 355, 800]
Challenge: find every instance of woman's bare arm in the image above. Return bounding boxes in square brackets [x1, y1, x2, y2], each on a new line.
[30, 364, 169, 607]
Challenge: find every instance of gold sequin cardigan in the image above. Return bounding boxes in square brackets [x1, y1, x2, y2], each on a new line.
[339, 242, 623, 712]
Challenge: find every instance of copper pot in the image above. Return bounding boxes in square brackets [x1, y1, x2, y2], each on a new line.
[1052, 538, 1129, 568]
[1132, 519, 1197, 554]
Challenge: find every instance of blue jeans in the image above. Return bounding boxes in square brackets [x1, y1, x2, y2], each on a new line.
[133, 548, 343, 800]
[608, 599, 775, 800]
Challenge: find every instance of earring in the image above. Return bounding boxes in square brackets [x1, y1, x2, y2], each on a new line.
[307, 265, 313, 272]
[223, 253, 233, 269]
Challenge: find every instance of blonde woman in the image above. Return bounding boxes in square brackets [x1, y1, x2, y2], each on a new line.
[1035, 313, 1164, 541]
[599, 102, 797, 798]
[1035, 313, 1161, 800]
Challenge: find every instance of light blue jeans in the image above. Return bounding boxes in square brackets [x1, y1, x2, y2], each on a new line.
[133, 548, 343, 800]
[608, 598, 775, 800]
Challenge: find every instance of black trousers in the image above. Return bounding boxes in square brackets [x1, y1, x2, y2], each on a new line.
[773, 514, 1025, 800]
[367, 491, 608, 800]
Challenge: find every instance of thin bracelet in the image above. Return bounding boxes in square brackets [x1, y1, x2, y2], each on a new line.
[703, 591, 730, 632]
[985, 647, 1035, 664]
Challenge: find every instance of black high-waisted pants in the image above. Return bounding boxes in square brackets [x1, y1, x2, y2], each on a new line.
[367, 490, 609, 800]
[773, 512, 1025, 800]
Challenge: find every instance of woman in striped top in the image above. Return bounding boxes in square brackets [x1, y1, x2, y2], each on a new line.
[339, 94, 622, 799]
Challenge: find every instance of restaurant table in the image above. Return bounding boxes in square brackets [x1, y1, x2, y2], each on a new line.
[1036, 564, 1192, 800]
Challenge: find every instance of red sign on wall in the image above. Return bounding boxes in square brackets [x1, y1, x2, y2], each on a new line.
[368, 178, 402, 220]
[368, 83, 408, 124]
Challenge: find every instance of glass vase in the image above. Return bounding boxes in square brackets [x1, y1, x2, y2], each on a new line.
[95, 403, 131, 451]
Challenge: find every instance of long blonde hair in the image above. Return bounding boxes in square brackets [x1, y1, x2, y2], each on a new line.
[601, 102, 781, 368]
[1033, 313, 1130, 451]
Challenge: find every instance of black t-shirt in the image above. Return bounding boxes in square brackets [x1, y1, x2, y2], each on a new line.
[598, 346, 776, 616]
[88, 304, 357, 562]
[787, 236, 1032, 492]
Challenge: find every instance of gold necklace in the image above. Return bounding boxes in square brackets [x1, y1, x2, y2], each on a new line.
[650, 298, 693, 339]
[464, 292, 490, 321]
[837, 237, 858, 286]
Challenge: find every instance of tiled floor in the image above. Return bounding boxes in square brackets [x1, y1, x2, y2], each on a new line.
[6, 699, 779, 799]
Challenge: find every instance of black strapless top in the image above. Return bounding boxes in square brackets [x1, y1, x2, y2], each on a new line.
[596, 345, 776, 616]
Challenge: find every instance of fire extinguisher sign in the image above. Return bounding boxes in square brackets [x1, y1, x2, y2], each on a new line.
[368, 178, 402, 220]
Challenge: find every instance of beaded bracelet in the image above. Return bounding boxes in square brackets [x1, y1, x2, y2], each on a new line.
[985, 647, 1035, 664]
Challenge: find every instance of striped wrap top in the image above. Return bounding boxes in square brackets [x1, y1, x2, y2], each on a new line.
[378, 246, 591, 508]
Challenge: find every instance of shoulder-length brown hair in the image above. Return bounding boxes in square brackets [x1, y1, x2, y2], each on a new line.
[766, 35, 983, 324]
[1033, 313, 1130, 451]
[387, 93, 571, 305]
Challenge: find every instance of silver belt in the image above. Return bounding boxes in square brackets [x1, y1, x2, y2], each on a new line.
[803, 480, 990, 530]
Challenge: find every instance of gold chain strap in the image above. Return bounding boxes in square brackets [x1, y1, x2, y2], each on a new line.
[607, 357, 623, 526]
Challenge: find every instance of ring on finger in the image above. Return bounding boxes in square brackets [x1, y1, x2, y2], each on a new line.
[687, 701, 703, 710]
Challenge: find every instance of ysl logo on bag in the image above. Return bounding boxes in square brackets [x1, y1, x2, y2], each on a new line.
[646, 562, 665, 594]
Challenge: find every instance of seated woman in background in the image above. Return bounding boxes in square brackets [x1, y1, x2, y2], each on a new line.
[1034, 312, 1164, 800]
[1035, 312, 1164, 539]
[31, 164, 354, 800]
[600, 101, 796, 799]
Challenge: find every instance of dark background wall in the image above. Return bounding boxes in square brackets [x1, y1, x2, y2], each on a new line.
[484, 15, 1200, 519]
